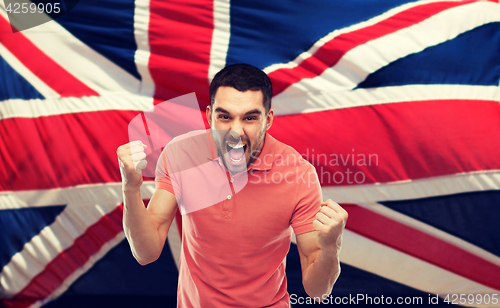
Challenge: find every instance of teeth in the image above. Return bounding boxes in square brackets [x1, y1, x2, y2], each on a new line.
[228, 143, 244, 149]
[230, 156, 243, 162]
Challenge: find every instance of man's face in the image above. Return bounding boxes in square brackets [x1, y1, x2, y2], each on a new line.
[207, 86, 273, 174]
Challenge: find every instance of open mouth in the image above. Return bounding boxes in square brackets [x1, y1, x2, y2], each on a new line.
[226, 142, 247, 163]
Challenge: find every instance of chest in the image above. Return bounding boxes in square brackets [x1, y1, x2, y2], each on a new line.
[181, 169, 299, 246]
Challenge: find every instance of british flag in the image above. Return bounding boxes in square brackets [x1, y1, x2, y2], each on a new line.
[1, 0, 500, 307]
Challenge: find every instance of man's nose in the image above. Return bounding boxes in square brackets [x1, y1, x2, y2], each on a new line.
[230, 121, 245, 139]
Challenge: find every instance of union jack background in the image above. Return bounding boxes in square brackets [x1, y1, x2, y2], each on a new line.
[1, 0, 499, 307]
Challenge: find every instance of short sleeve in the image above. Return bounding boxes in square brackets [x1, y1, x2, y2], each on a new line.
[155, 130, 214, 200]
[290, 164, 322, 235]
[154, 148, 177, 195]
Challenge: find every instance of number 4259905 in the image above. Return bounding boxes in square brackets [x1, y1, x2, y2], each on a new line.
[6, 2, 62, 14]
[444, 294, 498, 305]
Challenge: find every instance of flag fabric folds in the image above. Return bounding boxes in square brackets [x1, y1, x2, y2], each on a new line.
[1, 0, 500, 307]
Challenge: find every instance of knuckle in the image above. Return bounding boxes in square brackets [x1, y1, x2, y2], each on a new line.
[312, 220, 319, 230]
[117, 153, 127, 162]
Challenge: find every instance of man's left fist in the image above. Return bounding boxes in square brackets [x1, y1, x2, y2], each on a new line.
[313, 199, 348, 254]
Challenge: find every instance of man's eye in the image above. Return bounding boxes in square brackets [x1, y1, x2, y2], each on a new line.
[219, 115, 230, 119]
[245, 117, 256, 121]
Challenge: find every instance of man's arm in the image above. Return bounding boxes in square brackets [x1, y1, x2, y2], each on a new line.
[295, 199, 348, 301]
[118, 141, 178, 265]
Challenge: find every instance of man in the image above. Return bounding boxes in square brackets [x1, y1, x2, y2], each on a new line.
[117, 64, 348, 307]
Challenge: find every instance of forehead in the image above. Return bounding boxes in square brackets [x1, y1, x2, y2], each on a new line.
[213, 86, 265, 113]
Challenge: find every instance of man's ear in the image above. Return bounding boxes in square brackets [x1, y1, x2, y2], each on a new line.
[266, 108, 274, 131]
[206, 105, 212, 127]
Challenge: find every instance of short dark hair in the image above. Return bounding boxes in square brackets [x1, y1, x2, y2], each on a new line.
[209, 63, 272, 114]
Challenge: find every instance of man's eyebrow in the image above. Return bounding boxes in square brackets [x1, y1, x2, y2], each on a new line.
[215, 107, 230, 114]
[244, 109, 262, 116]
[214, 108, 262, 116]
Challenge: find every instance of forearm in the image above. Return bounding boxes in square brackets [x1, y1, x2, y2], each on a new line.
[302, 248, 341, 301]
[122, 186, 165, 265]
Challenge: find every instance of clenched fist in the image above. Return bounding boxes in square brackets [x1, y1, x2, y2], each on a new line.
[313, 199, 348, 254]
[117, 141, 148, 190]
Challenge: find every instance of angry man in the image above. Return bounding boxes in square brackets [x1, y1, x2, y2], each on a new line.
[117, 64, 348, 307]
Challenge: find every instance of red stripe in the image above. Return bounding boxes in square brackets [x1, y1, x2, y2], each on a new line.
[343, 203, 500, 290]
[1, 99, 499, 192]
[0, 17, 98, 97]
[140, 112, 151, 136]
[0, 110, 138, 191]
[3, 206, 124, 308]
[269, 99, 500, 186]
[268, 0, 485, 96]
[148, 0, 214, 105]
[0, 104, 208, 192]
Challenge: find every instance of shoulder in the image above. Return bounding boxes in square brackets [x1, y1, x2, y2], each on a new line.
[270, 135, 314, 170]
[168, 129, 209, 144]
[165, 129, 211, 152]
[163, 129, 213, 167]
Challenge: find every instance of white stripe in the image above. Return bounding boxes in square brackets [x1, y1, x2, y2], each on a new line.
[272, 84, 500, 116]
[293, 201, 500, 295]
[0, 181, 156, 209]
[292, 200, 500, 300]
[0, 203, 120, 296]
[0, 94, 154, 120]
[358, 202, 500, 268]
[272, 1, 500, 104]
[292, 229, 500, 303]
[0, 3, 142, 95]
[264, 0, 464, 74]
[0, 182, 156, 297]
[340, 230, 500, 302]
[208, 0, 231, 81]
[5, 84, 494, 119]
[322, 170, 500, 204]
[30, 233, 126, 308]
[133, 0, 155, 97]
[0, 43, 59, 99]
[337, 1, 500, 88]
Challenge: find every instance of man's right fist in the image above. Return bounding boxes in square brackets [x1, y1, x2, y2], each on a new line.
[117, 141, 148, 189]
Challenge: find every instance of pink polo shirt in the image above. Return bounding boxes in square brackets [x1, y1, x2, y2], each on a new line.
[155, 130, 321, 307]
